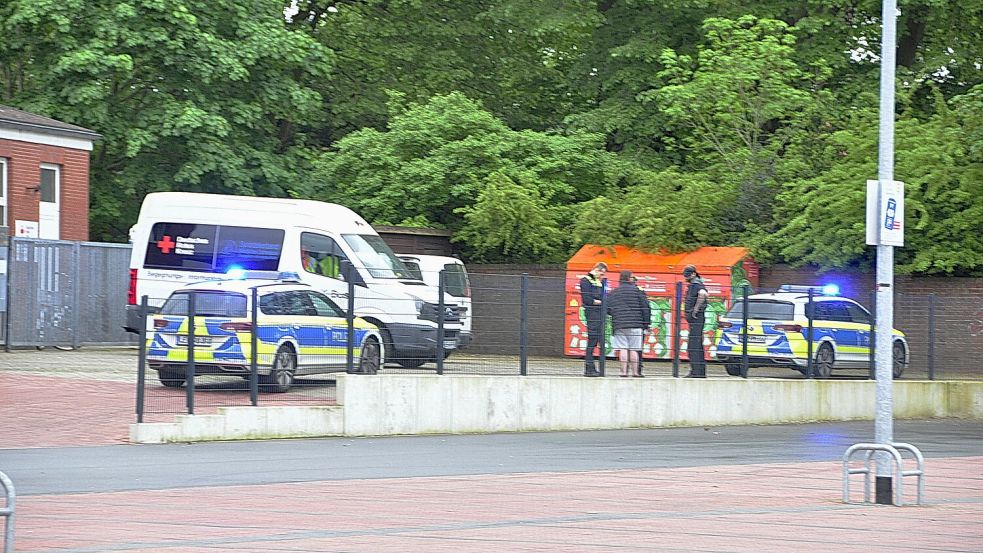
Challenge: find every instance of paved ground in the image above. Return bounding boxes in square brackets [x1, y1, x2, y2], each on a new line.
[2, 348, 982, 552]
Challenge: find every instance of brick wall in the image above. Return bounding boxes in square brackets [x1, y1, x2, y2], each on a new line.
[466, 263, 983, 369]
[0, 137, 90, 240]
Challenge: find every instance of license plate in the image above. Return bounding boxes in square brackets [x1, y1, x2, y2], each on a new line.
[177, 336, 212, 346]
[745, 335, 766, 344]
[443, 340, 457, 350]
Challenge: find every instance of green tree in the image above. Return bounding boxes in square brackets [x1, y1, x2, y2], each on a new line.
[0, 0, 331, 240]
[311, 92, 618, 261]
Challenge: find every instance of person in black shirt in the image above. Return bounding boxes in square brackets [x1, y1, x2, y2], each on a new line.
[683, 264, 708, 378]
[607, 270, 651, 377]
[580, 262, 607, 377]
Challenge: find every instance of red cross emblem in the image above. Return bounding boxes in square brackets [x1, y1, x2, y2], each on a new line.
[156, 235, 176, 254]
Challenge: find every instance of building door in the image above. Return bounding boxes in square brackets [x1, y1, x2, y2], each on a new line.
[39, 164, 60, 239]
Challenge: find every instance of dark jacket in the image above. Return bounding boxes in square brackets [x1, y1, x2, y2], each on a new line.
[606, 282, 651, 331]
[580, 274, 606, 324]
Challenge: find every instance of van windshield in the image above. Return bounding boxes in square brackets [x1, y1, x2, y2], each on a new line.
[342, 234, 413, 279]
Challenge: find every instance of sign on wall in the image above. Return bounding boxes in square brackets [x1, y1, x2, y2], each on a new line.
[15, 220, 39, 238]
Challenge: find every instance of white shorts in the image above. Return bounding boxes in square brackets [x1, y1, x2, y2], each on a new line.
[611, 328, 643, 351]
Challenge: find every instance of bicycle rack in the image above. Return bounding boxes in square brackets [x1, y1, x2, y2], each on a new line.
[843, 442, 924, 506]
[0, 470, 14, 553]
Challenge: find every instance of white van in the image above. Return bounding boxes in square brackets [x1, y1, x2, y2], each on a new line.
[397, 254, 472, 348]
[125, 192, 462, 367]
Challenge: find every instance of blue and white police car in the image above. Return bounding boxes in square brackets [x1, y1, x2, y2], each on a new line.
[713, 285, 909, 378]
[146, 272, 383, 392]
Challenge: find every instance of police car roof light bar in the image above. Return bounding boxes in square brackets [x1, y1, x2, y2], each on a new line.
[778, 284, 840, 296]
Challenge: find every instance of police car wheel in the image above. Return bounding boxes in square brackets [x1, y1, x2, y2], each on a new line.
[892, 341, 906, 379]
[359, 336, 381, 375]
[263, 346, 296, 393]
[723, 363, 742, 377]
[158, 369, 185, 388]
[814, 343, 834, 378]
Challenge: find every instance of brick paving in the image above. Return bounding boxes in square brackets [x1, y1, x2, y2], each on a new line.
[10, 457, 983, 552]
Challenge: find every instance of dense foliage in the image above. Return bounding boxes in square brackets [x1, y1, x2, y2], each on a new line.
[1, 1, 980, 272]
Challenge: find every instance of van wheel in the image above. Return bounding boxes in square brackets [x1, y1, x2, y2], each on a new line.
[262, 345, 296, 393]
[396, 357, 428, 369]
[892, 341, 906, 379]
[158, 368, 186, 388]
[814, 343, 834, 378]
[724, 363, 743, 377]
[359, 336, 381, 375]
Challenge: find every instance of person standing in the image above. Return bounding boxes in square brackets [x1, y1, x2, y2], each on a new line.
[683, 264, 709, 378]
[607, 270, 651, 377]
[580, 262, 607, 377]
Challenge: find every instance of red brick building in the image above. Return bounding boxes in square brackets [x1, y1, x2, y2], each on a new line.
[0, 105, 101, 240]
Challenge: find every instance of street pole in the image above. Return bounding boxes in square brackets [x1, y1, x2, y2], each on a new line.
[874, 0, 897, 505]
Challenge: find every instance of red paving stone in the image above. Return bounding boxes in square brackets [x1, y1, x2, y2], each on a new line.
[0, 373, 335, 448]
[11, 457, 983, 552]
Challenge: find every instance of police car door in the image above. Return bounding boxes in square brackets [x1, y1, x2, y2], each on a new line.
[828, 300, 865, 365]
[307, 290, 349, 368]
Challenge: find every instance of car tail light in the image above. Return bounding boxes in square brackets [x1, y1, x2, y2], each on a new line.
[128, 268, 138, 305]
[774, 324, 803, 332]
[718, 321, 733, 329]
[153, 318, 168, 329]
[220, 322, 253, 332]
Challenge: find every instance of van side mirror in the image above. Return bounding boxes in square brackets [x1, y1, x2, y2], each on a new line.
[340, 259, 365, 286]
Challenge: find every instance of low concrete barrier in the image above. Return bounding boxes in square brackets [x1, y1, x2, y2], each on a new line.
[130, 377, 983, 444]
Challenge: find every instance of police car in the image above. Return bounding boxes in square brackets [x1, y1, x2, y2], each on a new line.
[713, 285, 909, 378]
[146, 273, 383, 392]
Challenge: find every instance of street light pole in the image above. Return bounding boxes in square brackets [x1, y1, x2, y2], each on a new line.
[874, 0, 898, 505]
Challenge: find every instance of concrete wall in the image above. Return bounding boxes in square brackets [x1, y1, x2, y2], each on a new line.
[130, 376, 983, 443]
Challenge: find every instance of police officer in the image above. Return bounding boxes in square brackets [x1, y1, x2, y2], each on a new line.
[683, 264, 708, 378]
[580, 262, 607, 377]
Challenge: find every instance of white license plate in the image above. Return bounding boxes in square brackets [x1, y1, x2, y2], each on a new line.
[177, 336, 212, 346]
[443, 340, 457, 350]
[736, 335, 766, 344]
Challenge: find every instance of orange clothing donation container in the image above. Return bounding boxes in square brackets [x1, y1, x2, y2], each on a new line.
[564, 245, 759, 361]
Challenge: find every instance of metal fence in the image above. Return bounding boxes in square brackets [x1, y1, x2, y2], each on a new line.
[3, 238, 134, 349]
[134, 270, 983, 419]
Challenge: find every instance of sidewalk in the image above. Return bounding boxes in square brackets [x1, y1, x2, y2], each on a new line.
[11, 457, 983, 552]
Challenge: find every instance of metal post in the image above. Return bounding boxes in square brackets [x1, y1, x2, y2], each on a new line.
[874, 0, 899, 505]
[436, 269, 445, 376]
[927, 294, 936, 380]
[806, 289, 814, 378]
[186, 290, 196, 415]
[71, 242, 81, 349]
[136, 295, 148, 423]
[598, 278, 608, 377]
[519, 273, 528, 376]
[869, 290, 877, 380]
[741, 285, 749, 378]
[672, 281, 682, 377]
[346, 264, 356, 373]
[249, 287, 258, 405]
[4, 240, 13, 352]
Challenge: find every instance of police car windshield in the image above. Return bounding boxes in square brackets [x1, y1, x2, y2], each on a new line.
[726, 300, 794, 320]
[342, 234, 414, 279]
[161, 291, 248, 318]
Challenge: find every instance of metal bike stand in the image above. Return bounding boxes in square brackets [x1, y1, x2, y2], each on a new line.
[0, 470, 15, 553]
[843, 442, 924, 506]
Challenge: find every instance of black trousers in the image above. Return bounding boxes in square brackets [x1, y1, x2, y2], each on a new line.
[687, 316, 706, 376]
[584, 320, 603, 370]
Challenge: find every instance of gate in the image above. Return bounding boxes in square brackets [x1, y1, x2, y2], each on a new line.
[3, 237, 134, 348]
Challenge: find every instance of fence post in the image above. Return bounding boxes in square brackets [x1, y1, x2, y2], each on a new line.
[135, 295, 148, 423]
[599, 278, 608, 377]
[436, 269, 445, 376]
[806, 289, 814, 378]
[250, 287, 259, 405]
[71, 241, 81, 349]
[346, 264, 356, 373]
[672, 281, 682, 378]
[186, 290, 196, 415]
[520, 273, 528, 376]
[4, 240, 13, 352]
[741, 285, 750, 378]
[927, 294, 936, 380]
